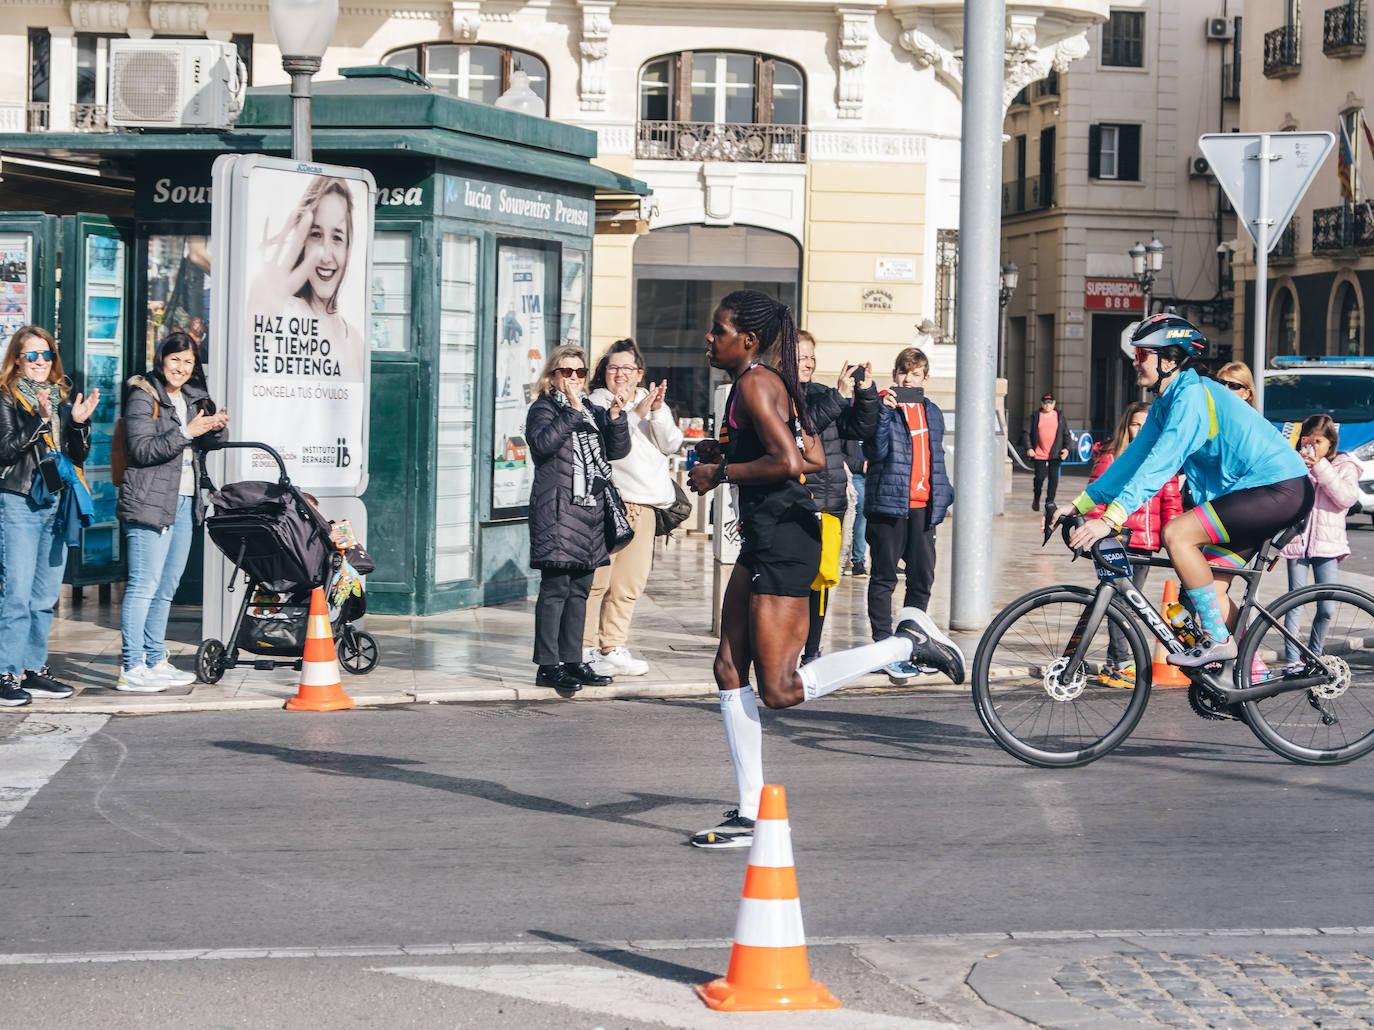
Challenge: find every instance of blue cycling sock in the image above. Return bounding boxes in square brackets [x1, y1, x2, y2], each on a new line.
[1186, 585, 1230, 644]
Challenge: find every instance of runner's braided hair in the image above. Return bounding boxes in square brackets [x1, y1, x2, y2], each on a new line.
[719, 290, 815, 436]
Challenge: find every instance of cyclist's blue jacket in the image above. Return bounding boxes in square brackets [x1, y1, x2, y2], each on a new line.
[1073, 369, 1305, 527]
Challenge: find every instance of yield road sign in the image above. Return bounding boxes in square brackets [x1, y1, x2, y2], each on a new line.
[1198, 131, 1334, 252]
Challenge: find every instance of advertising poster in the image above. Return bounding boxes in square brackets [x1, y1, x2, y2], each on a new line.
[491, 243, 547, 514]
[236, 162, 373, 492]
[0, 234, 31, 341]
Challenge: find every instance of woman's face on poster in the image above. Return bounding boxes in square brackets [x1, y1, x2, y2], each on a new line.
[303, 190, 350, 304]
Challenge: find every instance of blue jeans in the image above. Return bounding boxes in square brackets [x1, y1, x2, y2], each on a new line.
[122, 496, 194, 670]
[1283, 556, 1340, 665]
[851, 472, 867, 565]
[0, 491, 67, 675]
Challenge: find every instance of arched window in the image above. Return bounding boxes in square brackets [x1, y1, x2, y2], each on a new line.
[1334, 280, 1365, 356]
[637, 52, 806, 161]
[382, 43, 548, 110]
[1270, 285, 1298, 356]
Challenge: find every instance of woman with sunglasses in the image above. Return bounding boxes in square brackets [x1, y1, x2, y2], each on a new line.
[115, 330, 229, 692]
[1057, 313, 1310, 667]
[0, 326, 100, 706]
[525, 344, 634, 693]
[1215, 361, 1258, 408]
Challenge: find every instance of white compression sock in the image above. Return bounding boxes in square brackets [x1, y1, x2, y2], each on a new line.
[799, 636, 910, 702]
[719, 687, 763, 821]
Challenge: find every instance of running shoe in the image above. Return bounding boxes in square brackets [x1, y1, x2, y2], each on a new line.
[689, 809, 755, 849]
[0, 672, 31, 707]
[893, 607, 966, 684]
[116, 666, 169, 693]
[884, 660, 919, 683]
[1249, 655, 1271, 683]
[22, 665, 75, 698]
[1166, 636, 1238, 668]
[592, 646, 648, 677]
[1098, 662, 1135, 689]
[146, 659, 196, 687]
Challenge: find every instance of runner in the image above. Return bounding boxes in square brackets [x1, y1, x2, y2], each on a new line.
[1055, 313, 1312, 667]
[686, 290, 964, 849]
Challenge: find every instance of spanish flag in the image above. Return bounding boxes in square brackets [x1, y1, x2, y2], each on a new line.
[1339, 117, 1356, 202]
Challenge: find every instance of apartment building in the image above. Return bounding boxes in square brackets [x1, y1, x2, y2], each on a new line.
[999, 1, 1241, 440]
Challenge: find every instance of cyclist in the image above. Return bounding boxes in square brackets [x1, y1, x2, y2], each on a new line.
[1055, 313, 1312, 667]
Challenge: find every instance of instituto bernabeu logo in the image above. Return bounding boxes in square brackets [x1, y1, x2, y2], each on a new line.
[302, 437, 352, 468]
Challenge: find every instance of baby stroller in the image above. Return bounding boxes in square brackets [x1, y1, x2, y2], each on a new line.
[195, 441, 379, 683]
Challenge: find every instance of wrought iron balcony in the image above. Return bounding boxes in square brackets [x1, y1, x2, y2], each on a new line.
[1324, 0, 1366, 55]
[1314, 205, 1354, 251]
[72, 105, 108, 131]
[1264, 24, 1302, 77]
[635, 121, 807, 163]
[1270, 217, 1299, 264]
[1357, 202, 1374, 248]
[1001, 174, 1054, 216]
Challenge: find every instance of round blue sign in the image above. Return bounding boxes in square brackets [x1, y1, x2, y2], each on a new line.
[1077, 432, 1093, 462]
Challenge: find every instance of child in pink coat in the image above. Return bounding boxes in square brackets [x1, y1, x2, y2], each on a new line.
[1279, 414, 1361, 674]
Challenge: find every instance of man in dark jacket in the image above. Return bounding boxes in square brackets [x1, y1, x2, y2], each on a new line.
[795, 331, 878, 663]
[863, 347, 954, 681]
[1023, 392, 1070, 511]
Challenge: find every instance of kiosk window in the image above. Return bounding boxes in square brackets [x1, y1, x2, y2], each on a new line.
[370, 231, 412, 352]
[435, 233, 478, 582]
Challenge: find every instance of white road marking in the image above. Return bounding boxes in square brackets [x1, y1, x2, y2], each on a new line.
[376, 962, 949, 1029]
[0, 714, 108, 829]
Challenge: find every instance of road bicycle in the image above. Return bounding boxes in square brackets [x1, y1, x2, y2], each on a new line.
[971, 510, 1374, 768]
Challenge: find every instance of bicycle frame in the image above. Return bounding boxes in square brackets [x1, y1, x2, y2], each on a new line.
[1059, 530, 1330, 705]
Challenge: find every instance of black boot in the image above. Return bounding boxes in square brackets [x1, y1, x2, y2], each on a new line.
[563, 661, 613, 686]
[535, 664, 582, 692]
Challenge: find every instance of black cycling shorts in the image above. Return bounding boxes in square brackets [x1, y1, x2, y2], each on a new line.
[739, 517, 822, 597]
[1196, 475, 1315, 569]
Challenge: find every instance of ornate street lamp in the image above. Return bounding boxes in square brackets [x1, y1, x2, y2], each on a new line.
[1128, 236, 1165, 319]
[270, 0, 339, 162]
[997, 260, 1018, 377]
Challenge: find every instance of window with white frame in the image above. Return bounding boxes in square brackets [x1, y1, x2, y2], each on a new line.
[382, 43, 547, 110]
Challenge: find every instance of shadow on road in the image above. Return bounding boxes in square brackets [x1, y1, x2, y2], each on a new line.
[526, 929, 717, 984]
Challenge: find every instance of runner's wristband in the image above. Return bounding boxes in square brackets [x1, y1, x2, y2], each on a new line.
[717, 458, 729, 484]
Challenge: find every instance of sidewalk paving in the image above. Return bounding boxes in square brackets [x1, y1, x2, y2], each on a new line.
[23, 469, 1372, 715]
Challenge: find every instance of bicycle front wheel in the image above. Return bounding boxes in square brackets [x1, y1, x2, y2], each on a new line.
[1239, 584, 1374, 765]
[973, 587, 1153, 768]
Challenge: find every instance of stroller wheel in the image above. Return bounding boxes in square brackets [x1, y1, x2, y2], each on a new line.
[338, 629, 379, 675]
[196, 639, 227, 684]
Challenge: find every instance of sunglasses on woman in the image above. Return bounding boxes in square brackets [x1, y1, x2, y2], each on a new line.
[1218, 379, 1247, 393]
[555, 367, 587, 379]
[20, 350, 54, 362]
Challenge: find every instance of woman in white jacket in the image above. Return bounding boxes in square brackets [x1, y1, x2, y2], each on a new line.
[582, 339, 684, 676]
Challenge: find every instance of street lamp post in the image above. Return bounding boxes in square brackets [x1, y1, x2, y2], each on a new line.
[996, 260, 1018, 378]
[1128, 236, 1165, 320]
[270, 0, 339, 162]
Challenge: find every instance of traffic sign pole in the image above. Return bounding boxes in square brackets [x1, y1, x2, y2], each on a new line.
[1253, 134, 1272, 414]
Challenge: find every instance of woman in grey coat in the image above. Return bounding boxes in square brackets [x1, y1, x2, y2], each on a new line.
[115, 331, 228, 692]
[525, 343, 633, 693]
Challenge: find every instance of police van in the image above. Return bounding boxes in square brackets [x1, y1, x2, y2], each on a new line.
[1264, 357, 1374, 519]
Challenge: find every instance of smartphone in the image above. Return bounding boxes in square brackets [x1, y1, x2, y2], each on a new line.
[38, 456, 63, 493]
[890, 386, 925, 404]
[849, 366, 866, 385]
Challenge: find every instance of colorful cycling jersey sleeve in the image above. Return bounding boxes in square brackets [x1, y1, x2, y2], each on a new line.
[1075, 369, 1306, 525]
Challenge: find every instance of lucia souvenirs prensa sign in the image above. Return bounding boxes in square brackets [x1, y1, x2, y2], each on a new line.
[212, 155, 375, 495]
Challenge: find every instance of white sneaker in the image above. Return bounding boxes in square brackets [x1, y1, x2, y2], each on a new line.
[146, 659, 195, 687]
[595, 646, 649, 677]
[116, 666, 168, 693]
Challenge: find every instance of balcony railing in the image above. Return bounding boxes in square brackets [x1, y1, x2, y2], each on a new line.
[1314, 205, 1358, 251]
[22, 103, 109, 132]
[1001, 174, 1054, 216]
[1264, 24, 1302, 77]
[27, 102, 48, 132]
[1271, 217, 1299, 263]
[1324, 0, 1366, 55]
[635, 121, 806, 163]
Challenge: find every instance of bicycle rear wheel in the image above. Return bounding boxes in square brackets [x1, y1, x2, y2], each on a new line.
[973, 586, 1153, 768]
[1238, 584, 1374, 765]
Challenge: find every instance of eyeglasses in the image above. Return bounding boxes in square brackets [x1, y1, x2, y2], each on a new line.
[606, 365, 639, 376]
[20, 350, 54, 362]
[1219, 379, 1247, 393]
[1134, 347, 1154, 364]
[555, 367, 587, 379]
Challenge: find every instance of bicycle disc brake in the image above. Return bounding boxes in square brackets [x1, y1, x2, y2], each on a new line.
[1311, 654, 1350, 700]
[1043, 656, 1088, 701]
[1188, 682, 1239, 721]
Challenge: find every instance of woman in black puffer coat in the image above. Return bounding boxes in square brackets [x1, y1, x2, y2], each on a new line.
[526, 344, 632, 693]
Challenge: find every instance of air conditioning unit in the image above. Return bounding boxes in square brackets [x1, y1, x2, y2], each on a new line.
[1189, 154, 1213, 177]
[1206, 17, 1234, 41]
[107, 39, 245, 130]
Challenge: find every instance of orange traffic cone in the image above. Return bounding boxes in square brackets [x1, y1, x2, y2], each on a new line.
[1151, 580, 1190, 688]
[285, 588, 355, 711]
[696, 785, 840, 1012]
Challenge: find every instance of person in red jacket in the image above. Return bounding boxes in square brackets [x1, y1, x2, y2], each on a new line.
[1086, 401, 1182, 687]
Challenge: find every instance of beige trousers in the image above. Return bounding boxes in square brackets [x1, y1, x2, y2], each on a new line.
[583, 501, 656, 650]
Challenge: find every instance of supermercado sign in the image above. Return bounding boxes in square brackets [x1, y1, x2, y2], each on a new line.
[441, 176, 593, 236]
[1084, 277, 1144, 312]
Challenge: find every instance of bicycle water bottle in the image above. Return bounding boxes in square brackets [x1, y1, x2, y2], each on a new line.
[1165, 601, 1200, 647]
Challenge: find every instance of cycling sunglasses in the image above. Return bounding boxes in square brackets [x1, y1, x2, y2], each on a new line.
[1133, 347, 1155, 364]
[20, 349, 54, 362]
[555, 366, 587, 379]
[1218, 379, 1247, 393]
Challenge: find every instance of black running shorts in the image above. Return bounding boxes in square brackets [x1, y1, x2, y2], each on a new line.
[1196, 475, 1315, 569]
[739, 517, 822, 597]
